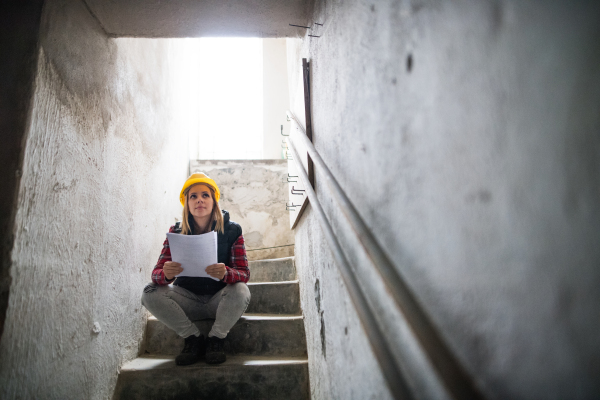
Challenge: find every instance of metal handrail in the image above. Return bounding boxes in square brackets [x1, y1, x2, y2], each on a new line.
[286, 134, 413, 400]
[287, 111, 484, 400]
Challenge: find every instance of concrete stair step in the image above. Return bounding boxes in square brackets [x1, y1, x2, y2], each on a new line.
[248, 256, 296, 282]
[145, 314, 307, 357]
[246, 280, 301, 314]
[113, 355, 309, 400]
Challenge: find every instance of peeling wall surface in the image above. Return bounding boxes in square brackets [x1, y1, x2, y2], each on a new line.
[190, 160, 294, 261]
[289, 1, 600, 399]
[0, 0, 190, 398]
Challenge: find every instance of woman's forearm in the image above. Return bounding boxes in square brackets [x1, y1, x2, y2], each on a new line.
[223, 235, 250, 283]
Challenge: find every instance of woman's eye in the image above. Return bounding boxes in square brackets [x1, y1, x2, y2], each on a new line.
[203, 194, 209, 198]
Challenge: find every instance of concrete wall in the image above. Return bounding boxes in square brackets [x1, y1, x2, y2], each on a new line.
[85, 0, 309, 38]
[0, 0, 191, 398]
[190, 160, 294, 261]
[289, 1, 600, 399]
[0, 0, 45, 342]
[263, 39, 291, 159]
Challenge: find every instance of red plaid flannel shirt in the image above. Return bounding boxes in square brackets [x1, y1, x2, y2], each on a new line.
[151, 225, 249, 285]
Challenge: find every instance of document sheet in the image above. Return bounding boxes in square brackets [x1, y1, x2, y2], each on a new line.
[166, 231, 219, 280]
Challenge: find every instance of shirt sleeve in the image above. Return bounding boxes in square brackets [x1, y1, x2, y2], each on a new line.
[223, 234, 250, 284]
[151, 226, 176, 285]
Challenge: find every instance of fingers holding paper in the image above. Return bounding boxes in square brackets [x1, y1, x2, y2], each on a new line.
[206, 263, 227, 280]
[164, 261, 183, 280]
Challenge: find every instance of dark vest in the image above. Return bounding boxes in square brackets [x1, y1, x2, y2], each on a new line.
[173, 210, 242, 296]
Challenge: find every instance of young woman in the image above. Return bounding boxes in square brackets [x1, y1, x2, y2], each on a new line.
[141, 172, 251, 366]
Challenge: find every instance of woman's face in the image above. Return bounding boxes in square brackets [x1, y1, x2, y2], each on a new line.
[188, 184, 214, 221]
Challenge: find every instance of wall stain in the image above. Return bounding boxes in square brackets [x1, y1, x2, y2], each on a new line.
[314, 279, 321, 312]
[466, 189, 493, 204]
[320, 310, 326, 360]
[53, 178, 78, 192]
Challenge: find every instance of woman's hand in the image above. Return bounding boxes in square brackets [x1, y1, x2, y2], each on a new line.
[205, 263, 227, 280]
[163, 261, 183, 280]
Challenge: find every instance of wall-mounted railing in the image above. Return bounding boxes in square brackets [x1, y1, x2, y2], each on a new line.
[286, 110, 485, 400]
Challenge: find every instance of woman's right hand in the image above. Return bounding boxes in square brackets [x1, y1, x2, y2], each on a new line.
[163, 261, 183, 280]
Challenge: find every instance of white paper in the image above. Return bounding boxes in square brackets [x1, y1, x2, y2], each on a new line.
[166, 231, 219, 280]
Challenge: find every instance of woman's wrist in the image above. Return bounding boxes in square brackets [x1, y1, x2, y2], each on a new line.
[164, 272, 175, 282]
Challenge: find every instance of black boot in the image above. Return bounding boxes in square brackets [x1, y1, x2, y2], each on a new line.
[205, 336, 226, 364]
[175, 334, 205, 366]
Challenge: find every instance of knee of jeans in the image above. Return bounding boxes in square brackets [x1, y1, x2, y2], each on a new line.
[225, 282, 251, 304]
[141, 283, 166, 307]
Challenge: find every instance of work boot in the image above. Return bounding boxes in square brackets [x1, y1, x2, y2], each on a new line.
[175, 334, 205, 366]
[205, 336, 226, 364]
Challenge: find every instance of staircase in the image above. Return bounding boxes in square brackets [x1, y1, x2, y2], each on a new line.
[113, 256, 310, 400]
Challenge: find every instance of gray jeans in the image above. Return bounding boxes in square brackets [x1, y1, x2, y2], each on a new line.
[141, 282, 251, 339]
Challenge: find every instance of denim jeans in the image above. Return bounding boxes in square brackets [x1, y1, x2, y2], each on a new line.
[141, 282, 251, 339]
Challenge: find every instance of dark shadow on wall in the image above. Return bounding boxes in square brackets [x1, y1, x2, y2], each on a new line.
[0, 0, 45, 341]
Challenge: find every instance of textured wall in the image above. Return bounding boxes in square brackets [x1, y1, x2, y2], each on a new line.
[85, 0, 308, 38]
[189, 160, 294, 261]
[0, 0, 45, 341]
[289, 1, 600, 399]
[0, 0, 190, 398]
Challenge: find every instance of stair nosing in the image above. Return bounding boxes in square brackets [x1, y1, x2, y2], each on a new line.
[247, 280, 299, 286]
[147, 314, 304, 322]
[122, 354, 308, 371]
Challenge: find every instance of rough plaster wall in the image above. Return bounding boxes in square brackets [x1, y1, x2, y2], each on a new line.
[290, 1, 600, 399]
[84, 0, 309, 38]
[0, 0, 190, 398]
[189, 160, 294, 261]
[0, 0, 45, 341]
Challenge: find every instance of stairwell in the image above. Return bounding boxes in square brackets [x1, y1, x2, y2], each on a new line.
[112, 256, 309, 399]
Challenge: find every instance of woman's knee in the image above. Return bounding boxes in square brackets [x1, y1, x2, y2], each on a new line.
[141, 283, 168, 308]
[224, 282, 251, 304]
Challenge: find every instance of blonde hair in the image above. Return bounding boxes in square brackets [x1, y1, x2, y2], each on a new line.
[181, 183, 224, 235]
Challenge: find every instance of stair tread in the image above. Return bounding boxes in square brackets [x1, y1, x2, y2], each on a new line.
[247, 279, 299, 285]
[240, 313, 303, 320]
[147, 313, 303, 322]
[123, 354, 308, 371]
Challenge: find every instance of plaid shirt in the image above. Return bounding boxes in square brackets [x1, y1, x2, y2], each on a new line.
[151, 225, 249, 285]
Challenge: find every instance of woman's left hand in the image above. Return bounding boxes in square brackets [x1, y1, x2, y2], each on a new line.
[205, 263, 227, 280]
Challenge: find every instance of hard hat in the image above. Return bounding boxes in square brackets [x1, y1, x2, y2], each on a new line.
[179, 172, 220, 206]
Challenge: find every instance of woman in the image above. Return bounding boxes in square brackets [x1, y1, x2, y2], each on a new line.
[141, 172, 251, 366]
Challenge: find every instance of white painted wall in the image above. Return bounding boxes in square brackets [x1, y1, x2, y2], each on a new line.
[0, 0, 193, 398]
[263, 39, 291, 159]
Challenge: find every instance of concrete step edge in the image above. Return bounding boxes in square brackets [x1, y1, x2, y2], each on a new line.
[247, 280, 299, 286]
[147, 314, 304, 322]
[122, 354, 308, 372]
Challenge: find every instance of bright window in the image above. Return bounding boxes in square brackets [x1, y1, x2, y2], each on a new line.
[197, 38, 263, 159]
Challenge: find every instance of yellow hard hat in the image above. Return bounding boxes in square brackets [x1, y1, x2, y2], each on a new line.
[180, 172, 220, 206]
